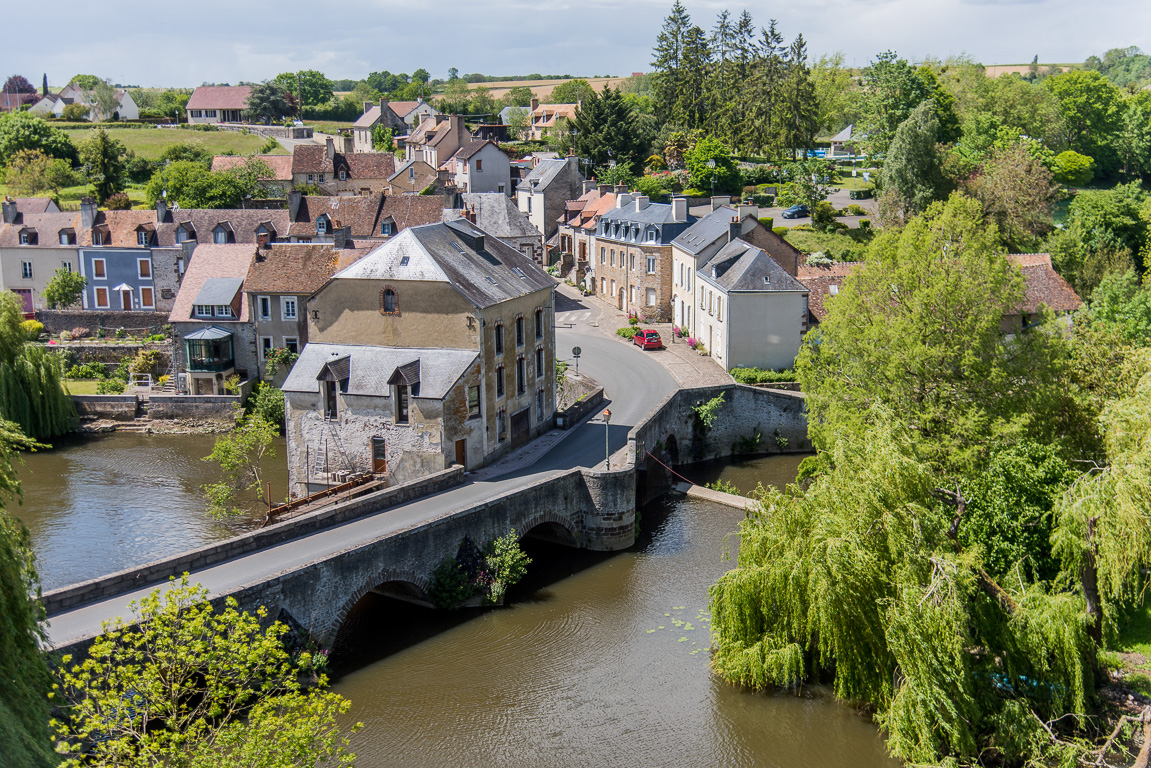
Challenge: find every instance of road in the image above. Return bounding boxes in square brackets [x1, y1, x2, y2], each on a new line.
[45, 321, 677, 648]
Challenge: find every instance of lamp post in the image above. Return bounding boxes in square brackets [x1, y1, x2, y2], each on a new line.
[708, 158, 716, 197]
[602, 408, 612, 471]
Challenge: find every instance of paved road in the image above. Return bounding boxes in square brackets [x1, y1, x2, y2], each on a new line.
[46, 324, 677, 648]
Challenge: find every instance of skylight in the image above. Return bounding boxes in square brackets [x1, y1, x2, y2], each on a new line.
[399, 256, 410, 266]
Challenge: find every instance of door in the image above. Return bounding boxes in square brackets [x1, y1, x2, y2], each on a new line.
[11, 289, 32, 314]
[121, 289, 133, 311]
[617, 288, 624, 310]
[371, 437, 387, 474]
[454, 439, 467, 470]
[510, 409, 530, 449]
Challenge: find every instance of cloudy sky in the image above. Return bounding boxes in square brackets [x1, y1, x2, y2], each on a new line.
[5, 0, 1150, 88]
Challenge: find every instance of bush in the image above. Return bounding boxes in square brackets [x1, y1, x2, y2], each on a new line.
[848, 188, 873, 200]
[130, 349, 161, 377]
[759, 217, 774, 229]
[96, 378, 126, 394]
[773, 226, 789, 236]
[628, 315, 640, 326]
[847, 203, 865, 216]
[248, 382, 285, 429]
[745, 193, 775, 207]
[115, 327, 128, 338]
[66, 362, 106, 379]
[19, 320, 43, 341]
[104, 192, 132, 210]
[859, 219, 871, 231]
[731, 367, 796, 384]
[59, 330, 72, 341]
[616, 326, 639, 339]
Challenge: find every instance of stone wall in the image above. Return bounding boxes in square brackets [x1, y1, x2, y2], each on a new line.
[72, 395, 138, 420]
[56, 343, 172, 371]
[556, 387, 604, 429]
[148, 384, 253, 422]
[38, 309, 168, 336]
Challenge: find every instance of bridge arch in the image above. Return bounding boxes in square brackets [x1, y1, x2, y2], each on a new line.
[519, 511, 580, 547]
[325, 568, 433, 645]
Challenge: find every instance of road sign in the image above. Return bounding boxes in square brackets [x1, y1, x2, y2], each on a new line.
[572, 346, 581, 357]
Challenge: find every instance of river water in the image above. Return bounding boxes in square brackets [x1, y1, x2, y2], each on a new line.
[15, 436, 894, 765]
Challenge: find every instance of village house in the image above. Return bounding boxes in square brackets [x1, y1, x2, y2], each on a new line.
[210, 154, 294, 197]
[526, 98, 578, 141]
[353, 98, 439, 152]
[291, 138, 397, 196]
[168, 244, 259, 394]
[516, 156, 585, 242]
[592, 195, 694, 322]
[282, 218, 556, 492]
[0, 199, 80, 312]
[444, 140, 511, 195]
[445, 193, 544, 262]
[671, 201, 802, 333]
[387, 158, 440, 195]
[554, 183, 617, 282]
[285, 191, 446, 244]
[185, 86, 252, 125]
[405, 115, 470, 169]
[47, 81, 139, 121]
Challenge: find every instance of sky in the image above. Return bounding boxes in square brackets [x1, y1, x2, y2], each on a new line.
[3, 0, 1150, 88]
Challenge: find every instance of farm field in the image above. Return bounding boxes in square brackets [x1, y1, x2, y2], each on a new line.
[477, 76, 633, 99]
[61, 128, 286, 160]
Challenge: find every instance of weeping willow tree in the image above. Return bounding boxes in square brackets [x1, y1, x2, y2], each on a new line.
[709, 410, 1100, 766]
[0, 292, 75, 442]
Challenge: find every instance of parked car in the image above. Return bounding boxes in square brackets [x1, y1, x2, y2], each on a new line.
[781, 204, 810, 219]
[633, 329, 663, 350]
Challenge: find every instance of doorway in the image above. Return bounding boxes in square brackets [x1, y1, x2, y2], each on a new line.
[371, 437, 387, 473]
[510, 408, 530, 449]
[120, 288, 133, 311]
[454, 439, 467, 469]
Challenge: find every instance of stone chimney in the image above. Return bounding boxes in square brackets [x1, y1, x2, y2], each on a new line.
[530, 97, 539, 111]
[80, 196, 98, 231]
[1, 199, 16, 225]
[634, 195, 649, 212]
[710, 195, 731, 211]
[363, 101, 375, 115]
[728, 215, 741, 243]
[324, 137, 336, 163]
[582, 180, 596, 195]
[288, 190, 303, 220]
[614, 184, 627, 196]
[737, 204, 757, 221]
[671, 197, 688, 223]
[332, 226, 350, 250]
[616, 192, 634, 209]
[467, 204, 478, 224]
[155, 197, 168, 223]
[256, 232, 270, 248]
[597, 184, 612, 196]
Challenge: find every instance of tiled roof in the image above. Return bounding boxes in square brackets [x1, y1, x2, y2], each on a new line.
[378, 195, 448, 231]
[388, 158, 436, 183]
[796, 262, 862, 320]
[169, 244, 257, 323]
[291, 145, 328, 174]
[388, 101, 423, 118]
[8, 197, 58, 214]
[340, 152, 396, 180]
[453, 139, 500, 162]
[530, 103, 578, 127]
[186, 86, 253, 111]
[289, 195, 384, 238]
[81, 210, 161, 247]
[211, 154, 293, 181]
[1007, 253, 1082, 313]
[244, 243, 341, 294]
[0, 212, 81, 246]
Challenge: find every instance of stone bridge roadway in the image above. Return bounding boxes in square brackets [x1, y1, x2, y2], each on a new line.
[45, 326, 678, 652]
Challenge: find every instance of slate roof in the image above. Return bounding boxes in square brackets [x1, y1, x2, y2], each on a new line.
[186, 86, 253, 111]
[0, 212, 82, 246]
[194, 277, 244, 306]
[333, 219, 552, 309]
[211, 154, 293, 181]
[291, 145, 328, 174]
[445, 193, 540, 239]
[244, 244, 340, 294]
[283, 343, 476, 399]
[698, 240, 808, 293]
[829, 124, 855, 142]
[517, 158, 571, 192]
[169, 244, 257, 323]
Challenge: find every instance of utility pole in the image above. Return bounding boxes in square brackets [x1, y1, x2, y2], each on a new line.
[297, 73, 303, 122]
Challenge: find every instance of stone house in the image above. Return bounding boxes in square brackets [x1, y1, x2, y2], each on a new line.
[245, 244, 342, 376]
[526, 98, 578, 141]
[0, 201, 81, 312]
[445, 140, 511, 195]
[168, 244, 259, 394]
[185, 86, 252, 124]
[291, 138, 397, 196]
[516, 156, 585, 240]
[554, 183, 617, 281]
[592, 195, 694, 322]
[671, 203, 801, 334]
[282, 218, 556, 491]
[445, 193, 544, 263]
[405, 115, 470, 169]
[210, 154, 294, 197]
[352, 98, 438, 152]
[387, 158, 439, 195]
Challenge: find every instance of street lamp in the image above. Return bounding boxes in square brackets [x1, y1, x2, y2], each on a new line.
[602, 408, 612, 471]
[707, 158, 716, 197]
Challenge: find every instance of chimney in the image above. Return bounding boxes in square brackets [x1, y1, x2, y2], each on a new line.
[530, 97, 539, 111]
[634, 195, 649, 212]
[1, 199, 16, 225]
[449, 114, 463, 136]
[597, 183, 612, 195]
[288, 190, 302, 220]
[256, 232, 269, 248]
[80, 196, 97, 231]
[710, 195, 731, 211]
[614, 184, 627, 196]
[729, 215, 740, 243]
[671, 197, 687, 223]
[616, 192, 634, 209]
[155, 197, 167, 223]
[468, 204, 478, 224]
[363, 101, 374, 115]
[324, 137, 335, 163]
[737, 204, 757, 221]
[333, 226, 350, 250]
[582, 180, 596, 195]
[435, 114, 448, 124]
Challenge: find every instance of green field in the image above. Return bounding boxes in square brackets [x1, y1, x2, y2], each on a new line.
[783, 227, 874, 261]
[0, 182, 149, 209]
[63, 128, 286, 160]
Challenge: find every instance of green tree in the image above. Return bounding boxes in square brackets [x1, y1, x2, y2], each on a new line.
[273, 70, 334, 108]
[650, 1, 710, 128]
[159, 142, 211, 166]
[54, 577, 359, 767]
[91, 79, 120, 120]
[0, 110, 77, 164]
[879, 101, 947, 223]
[411, 68, 430, 85]
[145, 160, 246, 209]
[1065, 182, 1148, 268]
[1086, 269, 1151, 345]
[503, 107, 530, 141]
[245, 81, 292, 124]
[810, 51, 860, 134]
[1051, 149, 1096, 186]
[202, 414, 278, 518]
[684, 135, 738, 193]
[546, 78, 596, 105]
[3, 149, 52, 196]
[1117, 90, 1151, 180]
[59, 103, 89, 122]
[77, 128, 127, 204]
[468, 85, 496, 118]
[777, 34, 819, 160]
[777, 158, 838, 212]
[559, 86, 650, 174]
[248, 382, 285, 429]
[42, 268, 87, 309]
[965, 143, 1058, 252]
[857, 50, 932, 157]
[1045, 69, 1125, 172]
[500, 85, 534, 108]
[371, 124, 396, 152]
[69, 74, 103, 90]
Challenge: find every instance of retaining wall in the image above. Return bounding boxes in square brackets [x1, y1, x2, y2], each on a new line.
[556, 387, 604, 429]
[56, 343, 172, 369]
[37, 310, 168, 335]
[72, 395, 138, 421]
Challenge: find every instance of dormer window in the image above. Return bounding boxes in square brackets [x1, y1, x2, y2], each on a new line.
[408, 166, 415, 180]
[59, 230, 76, 245]
[19, 232, 29, 245]
[175, 225, 194, 243]
[316, 216, 328, 235]
[339, 169, 346, 181]
[647, 229, 656, 242]
[137, 230, 149, 246]
[213, 226, 227, 244]
[381, 219, 393, 236]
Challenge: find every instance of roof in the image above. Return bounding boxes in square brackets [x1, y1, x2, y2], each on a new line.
[333, 219, 552, 309]
[339, 152, 396, 180]
[517, 157, 573, 192]
[599, 200, 692, 226]
[672, 206, 743, 255]
[530, 103, 578, 126]
[283, 343, 476, 399]
[289, 195, 382, 238]
[186, 86, 253, 111]
[387, 101, 425, 118]
[829, 124, 855, 142]
[184, 325, 233, 341]
[1007, 253, 1083, 313]
[453, 139, 502, 162]
[353, 104, 399, 129]
[0, 212, 82, 246]
[8, 197, 59, 214]
[194, 277, 244, 306]
[291, 145, 328, 174]
[378, 195, 448, 231]
[211, 154, 293, 181]
[156, 209, 291, 248]
[388, 158, 435, 182]
[169, 244, 257, 323]
[445, 193, 540, 239]
[698, 240, 808, 293]
[796, 262, 863, 321]
[244, 243, 340, 294]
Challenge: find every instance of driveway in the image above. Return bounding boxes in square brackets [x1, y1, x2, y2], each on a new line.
[689, 187, 878, 229]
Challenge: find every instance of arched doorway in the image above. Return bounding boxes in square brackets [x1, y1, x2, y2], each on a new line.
[617, 287, 625, 310]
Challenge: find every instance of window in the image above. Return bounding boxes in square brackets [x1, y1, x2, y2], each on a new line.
[260, 337, 273, 359]
[323, 380, 339, 420]
[176, 226, 189, 244]
[19, 232, 29, 245]
[515, 316, 524, 347]
[717, 295, 723, 321]
[381, 220, 392, 235]
[610, 249, 615, 267]
[205, 109, 217, 118]
[535, 346, 544, 375]
[497, 408, 507, 441]
[535, 309, 544, 339]
[140, 287, 154, 308]
[307, 174, 315, 183]
[316, 217, 328, 235]
[475, 159, 483, 171]
[629, 253, 635, 271]
[137, 231, 149, 246]
[20, 262, 32, 279]
[93, 231, 105, 246]
[516, 357, 526, 394]
[318, 174, 325, 183]
[61, 261, 72, 272]
[646, 288, 657, 307]
[496, 365, 505, 397]
[215, 305, 234, 318]
[284, 337, 298, 354]
[408, 166, 415, 179]
[647, 229, 656, 242]
[138, 258, 151, 278]
[646, 255, 657, 274]
[213, 228, 227, 244]
[258, 296, 271, 320]
[526, 196, 532, 213]
[190, 109, 202, 118]
[195, 305, 213, 317]
[339, 169, 346, 181]
[494, 323, 504, 354]
[601, 277, 606, 294]
[282, 297, 297, 320]
[395, 384, 409, 424]
[468, 386, 480, 417]
[95, 287, 109, 308]
[601, 247, 606, 264]
[380, 288, 397, 314]
[498, 183, 505, 193]
[92, 258, 106, 278]
[537, 389, 545, 420]
[708, 291, 714, 315]
[59, 231, 73, 245]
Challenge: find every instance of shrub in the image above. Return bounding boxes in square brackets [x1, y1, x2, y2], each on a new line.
[686, 336, 697, 347]
[65, 362, 107, 379]
[847, 203, 865, 216]
[628, 315, 640, 326]
[59, 330, 72, 341]
[70, 326, 90, 338]
[104, 192, 132, 210]
[745, 193, 775, 207]
[773, 226, 789, 236]
[19, 320, 43, 341]
[705, 478, 742, 495]
[96, 378, 126, 394]
[859, 219, 871, 231]
[130, 348, 161, 377]
[731, 367, 796, 384]
[115, 327, 128, 338]
[616, 326, 639, 339]
[848, 188, 873, 200]
[759, 217, 774, 230]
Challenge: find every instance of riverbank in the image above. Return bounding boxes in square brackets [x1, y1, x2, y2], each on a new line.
[73, 416, 234, 435]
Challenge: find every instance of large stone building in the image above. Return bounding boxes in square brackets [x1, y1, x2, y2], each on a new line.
[516, 156, 585, 242]
[282, 219, 556, 492]
[591, 195, 694, 322]
[445, 193, 544, 263]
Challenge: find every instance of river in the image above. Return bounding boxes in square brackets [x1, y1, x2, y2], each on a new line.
[15, 435, 894, 765]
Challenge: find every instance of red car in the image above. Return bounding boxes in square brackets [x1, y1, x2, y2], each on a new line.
[633, 329, 663, 350]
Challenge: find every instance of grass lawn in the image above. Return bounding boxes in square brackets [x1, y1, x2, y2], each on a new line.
[1114, 601, 1151, 698]
[63, 379, 104, 395]
[835, 175, 877, 191]
[0, 182, 150, 209]
[784, 227, 874, 261]
[63, 128, 286, 161]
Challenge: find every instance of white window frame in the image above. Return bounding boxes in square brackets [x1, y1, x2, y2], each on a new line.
[316, 217, 327, 235]
[62, 260, 72, 272]
[137, 230, 149, 246]
[194, 304, 213, 318]
[215, 305, 234, 318]
[19, 232, 29, 245]
[283, 337, 299, 354]
[646, 287, 657, 307]
[20, 261, 33, 279]
[318, 174, 325, 183]
[59, 232, 70, 245]
[258, 295, 271, 320]
[91, 258, 107, 279]
[339, 169, 346, 181]
[646, 255, 657, 274]
[281, 297, 298, 320]
[139, 287, 154, 309]
[306, 173, 315, 183]
[137, 258, 152, 279]
[95, 287, 110, 308]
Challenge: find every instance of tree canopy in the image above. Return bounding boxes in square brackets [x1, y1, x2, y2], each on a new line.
[77, 128, 127, 204]
[558, 86, 650, 175]
[0, 111, 77, 165]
